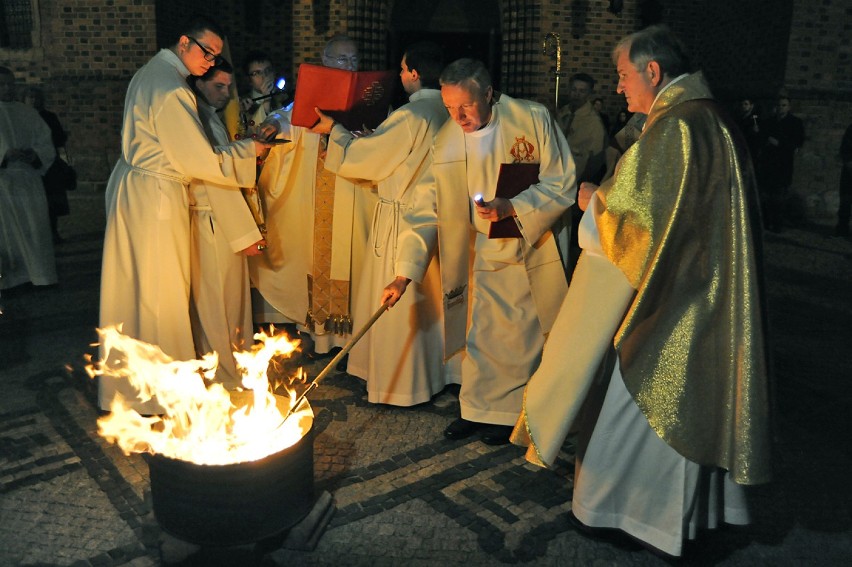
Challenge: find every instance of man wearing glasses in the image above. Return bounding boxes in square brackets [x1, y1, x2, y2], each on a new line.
[240, 51, 286, 127]
[99, 15, 269, 414]
[249, 35, 378, 365]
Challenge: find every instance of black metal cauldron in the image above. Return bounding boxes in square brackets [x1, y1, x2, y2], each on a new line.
[146, 422, 315, 546]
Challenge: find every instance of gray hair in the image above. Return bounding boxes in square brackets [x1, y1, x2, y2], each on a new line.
[612, 24, 692, 78]
[439, 58, 492, 97]
[323, 34, 358, 57]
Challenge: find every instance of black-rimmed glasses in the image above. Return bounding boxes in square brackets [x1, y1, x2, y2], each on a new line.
[187, 36, 220, 63]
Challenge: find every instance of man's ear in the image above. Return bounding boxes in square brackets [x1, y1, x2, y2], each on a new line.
[646, 61, 663, 87]
[410, 68, 420, 82]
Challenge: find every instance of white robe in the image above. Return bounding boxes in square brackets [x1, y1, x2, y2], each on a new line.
[569, 205, 748, 557]
[249, 108, 377, 353]
[189, 103, 261, 389]
[0, 101, 57, 289]
[396, 95, 576, 425]
[322, 89, 449, 406]
[99, 49, 257, 413]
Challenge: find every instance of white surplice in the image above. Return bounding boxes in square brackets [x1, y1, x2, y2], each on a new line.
[0, 101, 57, 289]
[249, 108, 377, 354]
[99, 49, 257, 413]
[247, 116, 315, 327]
[188, 103, 261, 389]
[322, 89, 450, 406]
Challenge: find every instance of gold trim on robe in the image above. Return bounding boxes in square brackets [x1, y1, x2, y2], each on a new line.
[596, 72, 771, 485]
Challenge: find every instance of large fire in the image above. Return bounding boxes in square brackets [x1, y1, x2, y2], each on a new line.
[86, 326, 313, 466]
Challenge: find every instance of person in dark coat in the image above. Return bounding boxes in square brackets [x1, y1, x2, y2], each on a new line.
[756, 95, 804, 232]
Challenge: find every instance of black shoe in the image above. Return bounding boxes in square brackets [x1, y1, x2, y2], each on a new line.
[443, 418, 481, 440]
[335, 353, 349, 372]
[480, 424, 513, 445]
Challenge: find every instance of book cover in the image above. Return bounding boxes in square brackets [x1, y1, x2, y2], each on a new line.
[290, 63, 396, 131]
[488, 162, 539, 238]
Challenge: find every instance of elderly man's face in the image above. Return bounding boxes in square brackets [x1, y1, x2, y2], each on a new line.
[196, 69, 233, 110]
[323, 40, 359, 71]
[0, 74, 14, 103]
[616, 49, 655, 115]
[442, 81, 493, 133]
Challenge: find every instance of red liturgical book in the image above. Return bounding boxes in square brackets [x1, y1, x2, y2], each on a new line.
[290, 63, 396, 131]
[488, 163, 539, 238]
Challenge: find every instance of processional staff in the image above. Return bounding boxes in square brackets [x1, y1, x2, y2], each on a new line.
[542, 32, 563, 111]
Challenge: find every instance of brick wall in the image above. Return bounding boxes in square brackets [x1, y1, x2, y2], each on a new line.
[164, 0, 294, 93]
[292, 0, 349, 71]
[536, 1, 638, 126]
[8, 0, 850, 221]
[784, 0, 852, 219]
[534, 0, 852, 221]
[2, 0, 156, 190]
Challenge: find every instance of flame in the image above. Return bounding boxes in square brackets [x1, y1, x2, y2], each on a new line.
[86, 326, 313, 465]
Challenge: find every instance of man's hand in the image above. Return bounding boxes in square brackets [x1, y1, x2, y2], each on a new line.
[474, 196, 515, 222]
[578, 182, 598, 211]
[381, 276, 411, 307]
[256, 121, 280, 142]
[308, 108, 335, 135]
[241, 239, 268, 257]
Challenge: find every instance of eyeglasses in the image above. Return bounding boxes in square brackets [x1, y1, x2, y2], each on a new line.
[248, 67, 274, 78]
[325, 55, 359, 67]
[187, 36, 220, 63]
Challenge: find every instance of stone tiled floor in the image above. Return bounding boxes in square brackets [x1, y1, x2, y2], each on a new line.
[1, 192, 851, 566]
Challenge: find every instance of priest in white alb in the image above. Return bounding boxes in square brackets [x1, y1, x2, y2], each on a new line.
[188, 60, 266, 389]
[383, 58, 576, 446]
[250, 35, 377, 358]
[309, 41, 451, 406]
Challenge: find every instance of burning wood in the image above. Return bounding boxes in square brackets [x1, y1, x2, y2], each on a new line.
[86, 325, 313, 466]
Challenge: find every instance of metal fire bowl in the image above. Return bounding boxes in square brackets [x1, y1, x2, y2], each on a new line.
[146, 421, 315, 546]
